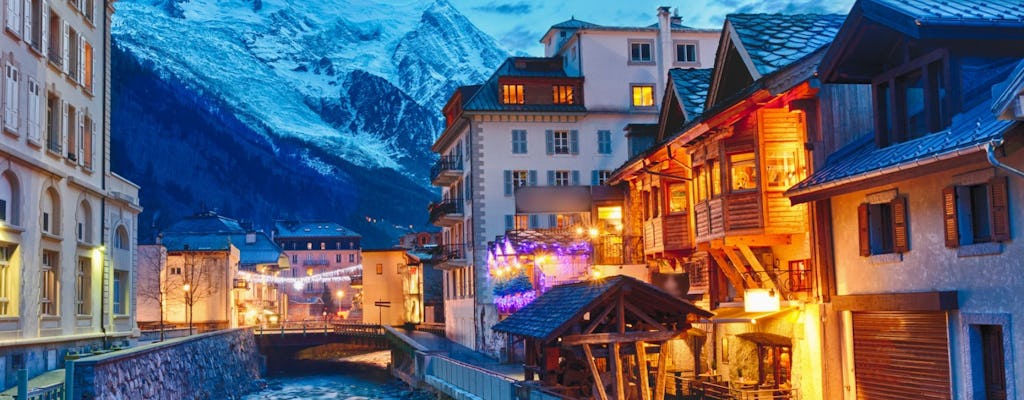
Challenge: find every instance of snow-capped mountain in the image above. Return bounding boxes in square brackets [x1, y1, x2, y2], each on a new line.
[110, 0, 508, 244]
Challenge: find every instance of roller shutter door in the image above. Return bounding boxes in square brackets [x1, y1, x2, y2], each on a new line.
[852, 311, 951, 399]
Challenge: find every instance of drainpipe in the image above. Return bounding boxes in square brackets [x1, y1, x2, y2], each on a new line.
[99, 0, 111, 347]
[986, 140, 1024, 178]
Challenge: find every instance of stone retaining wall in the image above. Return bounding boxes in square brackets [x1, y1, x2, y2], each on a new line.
[69, 328, 262, 400]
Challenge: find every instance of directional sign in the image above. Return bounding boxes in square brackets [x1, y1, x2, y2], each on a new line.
[374, 301, 392, 308]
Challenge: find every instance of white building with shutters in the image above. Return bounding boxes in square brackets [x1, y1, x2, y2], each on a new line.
[429, 7, 718, 357]
[0, 0, 141, 388]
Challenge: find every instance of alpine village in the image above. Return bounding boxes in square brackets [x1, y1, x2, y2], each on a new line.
[1, 0, 1024, 399]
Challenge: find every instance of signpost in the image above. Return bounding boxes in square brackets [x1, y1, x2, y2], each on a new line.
[374, 300, 391, 326]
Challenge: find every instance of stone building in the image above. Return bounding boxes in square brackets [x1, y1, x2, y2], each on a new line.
[0, 0, 141, 388]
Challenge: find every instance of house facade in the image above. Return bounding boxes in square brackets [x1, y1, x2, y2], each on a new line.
[361, 248, 417, 326]
[0, 0, 141, 388]
[272, 220, 361, 321]
[785, 1, 1024, 399]
[431, 7, 719, 357]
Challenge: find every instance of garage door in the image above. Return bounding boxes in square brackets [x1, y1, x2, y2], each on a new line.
[852, 311, 951, 399]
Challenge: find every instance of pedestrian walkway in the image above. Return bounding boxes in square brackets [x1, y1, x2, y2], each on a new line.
[392, 328, 525, 380]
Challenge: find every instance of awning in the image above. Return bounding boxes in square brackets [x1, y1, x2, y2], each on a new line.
[737, 332, 791, 346]
[702, 306, 796, 324]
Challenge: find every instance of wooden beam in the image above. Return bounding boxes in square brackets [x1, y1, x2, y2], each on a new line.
[562, 330, 687, 346]
[723, 246, 759, 288]
[613, 342, 624, 400]
[624, 301, 667, 332]
[636, 341, 651, 400]
[584, 302, 617, 334]
[736, 243, 777, 292]
[709, 249, 749, 291]
[583, 344, 609, 400]
[654, 341, 668, 400]
[617, 293, 626, 334]
[723, 234, 792, 247]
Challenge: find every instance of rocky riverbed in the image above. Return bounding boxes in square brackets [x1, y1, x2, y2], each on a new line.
[243, 351, 434, 400]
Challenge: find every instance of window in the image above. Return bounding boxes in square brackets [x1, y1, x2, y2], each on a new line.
[113, 270, 127, 315]
[76, 257, 90, 315]
[5, 0, 22, 35]
[114, 226, 129, 249]
[46, 93, 61, 153]
[28, 0, 44, 47]
[943, 176, 1009, 249]
[375, 263, 383, 275]
[335, 254, 341, 263]
[873, 52, 947, 147]
[67, 27, 80, 82]
[320, 242, 326, 250]
[631, 85, 654, 108]
[349, 254, 355, 263]
[306, 242, 312, 250]
[668, 183, 687, 213]
[83, 0, 95, 24]
[592, 170, 612, 186]
[48, 13, 61, 66]
[629, 40, 653, 63]
[503, 170, 531, 196]
[764, 146, 803, 191]
[553, 85, 574, 104]
[501, 84, 524, 104]
[291, 254, 297, 264]
[552, 170, 570, 186]
[511, 130, 527, 154]
[169, 266, 182, 275]
[857, 193, 908, 256]
[694, 165, 708, 203]
[0, 245, 12, 315]
[66, 104, 77, 160]
[83, 41, 93, 92]
[77, 200, 91, 243]
[553, 130, 570, 154]
[4, 64, 19, 133]
[41, 188, 58, 235]
[597, 130, 612, 154]
[41, 251, 58, 315]
[729, 153, 757, 191]
[675, 42, 698, 64]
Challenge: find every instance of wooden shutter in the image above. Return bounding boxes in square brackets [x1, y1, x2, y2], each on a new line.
[61, 22, 69, 73]
[989, 176, 1010, 242]
[3, 66, 14, 130]
[78, 35, 84, 84]
[528, 170, 537, 186]
[84, 117, 93, 168]
[23, 0, 32, 44]
[77, 111, 84, 163]
[41, 2, 48, 59]
[6, 0, 20, 34]
[858, 203, 870, 256]
[59, 100, 67, 152]
[569, 130, 579, 154]
[892, 195, 908, 253]
[27, 79, 39, 141]
[545, 130, 553, 154]
[942, 186, 959, 248]
[547, 170, 555, 186]
[571, 170, 580, 186]
[505, 215, 514, 231]
[852, 312, 951, 400]
[592, 170, 599, 186]
[503, 170, 512, 196]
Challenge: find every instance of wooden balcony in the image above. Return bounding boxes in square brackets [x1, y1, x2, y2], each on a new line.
[642, 213, 692, 255]
[430, 155, 463, 186]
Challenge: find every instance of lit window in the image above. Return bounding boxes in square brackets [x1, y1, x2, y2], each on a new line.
[765, 146, 803, 191]
[512, 170, 528, 188]
[77, 257, 91, 315]
[0, 245, 12, 315]
[632, 85, 654, 108]
[675, 42, 697, 63]
[629, 41, 653, 63]
[552, 85, 574, 104]
[668, 183, 687, 213]
[83, 41, 93, 92]
[502, 84, 524, 104]
[729, 153, 758, 191]
[41, 251, 58, 315]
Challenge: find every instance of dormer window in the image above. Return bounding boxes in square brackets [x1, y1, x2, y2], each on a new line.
[553, 85, 574, 104]
[502, 84, 524, 104]
[873, 51, 948, 147]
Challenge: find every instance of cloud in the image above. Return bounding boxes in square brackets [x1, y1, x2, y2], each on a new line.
[472, 1, 533, 15]
[499, 24, 543, 55]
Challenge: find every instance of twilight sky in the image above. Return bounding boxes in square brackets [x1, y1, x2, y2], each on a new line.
[448, 0, 856, 55]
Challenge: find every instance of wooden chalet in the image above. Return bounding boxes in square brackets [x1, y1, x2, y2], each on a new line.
[493, 275, 712, 400]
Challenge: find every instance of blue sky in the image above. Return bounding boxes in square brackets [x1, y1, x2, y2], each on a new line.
[448, 0, 856, 55]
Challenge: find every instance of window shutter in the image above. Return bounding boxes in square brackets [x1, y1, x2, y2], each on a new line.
[571, 170, 580, 186]
[548, 214, 557, 228]
[528, 170, 537, 186]
[3, 67, 14, 130]
[62, 22, 69, 73]
[504, 215, 514, 231]
[60, 100, 67, 152]
[858, 203, 870, 257]
[592, 170, 599, 186]
[942, 186, 959, 248]
[989, 176, 1010, 242]
[84, 118, 93, 168]
[510, 130, 516, 152]
[5, 0, 15, 32]
[23, 0, 32, 44]
[546, 170, 555, 186]
[529, 215, 539, 229]
[78, 35, 84, 83]
[41, 2, 48, 59]
[9, 0, 20, 35]
[892, 195, 908, 253]
[76, 111, 84, 162]
[545, 130, 554, 154]
[503, 170, 512, 196]
[570, 130, 579, 154]
[28, 80, 39, 141]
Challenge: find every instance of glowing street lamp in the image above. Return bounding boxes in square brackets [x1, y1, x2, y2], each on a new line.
[183, 283, 190, 292]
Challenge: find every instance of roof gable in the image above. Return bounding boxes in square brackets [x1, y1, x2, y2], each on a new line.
[657, 68, 713, 142]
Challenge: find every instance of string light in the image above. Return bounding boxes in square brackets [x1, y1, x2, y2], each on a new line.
[237, 265, 362, 287]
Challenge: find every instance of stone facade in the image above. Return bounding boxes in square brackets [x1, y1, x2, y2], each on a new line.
[69, 328, 262, 400]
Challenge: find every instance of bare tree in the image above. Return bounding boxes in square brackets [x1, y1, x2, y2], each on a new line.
[167, 250, 219, 335]
[136, 246, 174, 341]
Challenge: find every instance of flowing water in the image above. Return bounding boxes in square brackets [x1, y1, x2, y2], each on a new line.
[243, 351, 434, 400]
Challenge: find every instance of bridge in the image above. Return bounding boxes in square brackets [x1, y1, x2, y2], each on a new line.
[255, 322, 390, 369]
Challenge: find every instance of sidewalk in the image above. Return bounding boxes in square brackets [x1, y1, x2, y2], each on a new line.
[396, 328, 525, 380]
[0, 369, 65, 399]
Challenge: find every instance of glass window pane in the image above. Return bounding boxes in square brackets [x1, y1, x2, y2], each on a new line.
[729, 153, 758, 191]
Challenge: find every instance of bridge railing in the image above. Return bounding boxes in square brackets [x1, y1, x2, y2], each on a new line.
[256, 321, 384, 336]
[423, 355, 517, 400]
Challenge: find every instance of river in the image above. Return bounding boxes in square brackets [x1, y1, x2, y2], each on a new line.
[243, 350, 434, 400]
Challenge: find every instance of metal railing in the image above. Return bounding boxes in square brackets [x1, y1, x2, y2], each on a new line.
[12, 369, 64, 400]
[428, 198, 464, 223]
[743, 269, 812, 293]
[424, 355, 516, 400]
[592, 235, 643, 265]
[256, 321, 384, 336]
[430, 155, 463, 182]
[435, 243, 467, 261]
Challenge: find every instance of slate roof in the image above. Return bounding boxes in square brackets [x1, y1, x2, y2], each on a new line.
[550, 18, 600, 30]
[787, 96, 1017, 195]
[994, 59, 1024, 118]
[161, 234, 231, 252]
[463, 57, 586, 113]
[233, 233, 284, 265]
[669, 68, 713, 119]
[872, 0, 1024, 26]
[160, 212, 284, 265]
[274, 220, 361, 239]
[163, 212, 245, 235]
[728, 14, 846, 76]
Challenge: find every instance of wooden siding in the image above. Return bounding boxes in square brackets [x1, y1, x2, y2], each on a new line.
[662, 213, 690, 251]
[725, 192, 762, 231]
[695, 199, 726, 243]
[816, 83, 873, 168]
[643, 218, 664, 253]
[765, 192, 806, 234]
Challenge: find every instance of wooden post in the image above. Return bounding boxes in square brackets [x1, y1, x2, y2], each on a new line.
[613, 342, 624, 400]
[636, 341, 651, 400]
[654, 341, 669, 400]
[525, 339, 536, 381]
[583, 344, 609, 400]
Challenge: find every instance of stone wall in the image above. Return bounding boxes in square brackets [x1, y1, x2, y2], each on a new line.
[69, 328, 262, 400]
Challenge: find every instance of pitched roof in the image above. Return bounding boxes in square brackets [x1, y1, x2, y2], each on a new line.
[669, 68, 713, 119]
[550, 18, 600, 30]
[273, 220, 361, 239]
[868, 0, 1024, 30]
[232, 233, 284, 265]
[462, 57, 586, 113]
[994, 59, 1024, 119]
[163, 212, 245, 235]
[492, 275, 711, 341]
[728, 14, 847, 77]
[161, 234, 231, 252]
[786, 97, 1017, 200]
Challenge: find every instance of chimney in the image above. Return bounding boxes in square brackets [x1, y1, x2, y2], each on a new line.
[671, 8, 682, 26]
[656, 6, 673, 95]
[246, 232, 257, 244]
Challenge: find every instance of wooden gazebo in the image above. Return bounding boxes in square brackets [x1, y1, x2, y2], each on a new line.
[493, 275, 713, 400]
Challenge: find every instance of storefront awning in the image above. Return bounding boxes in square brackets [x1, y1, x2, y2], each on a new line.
[702, 306, 796, 324]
